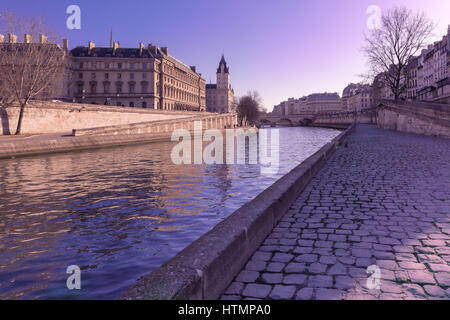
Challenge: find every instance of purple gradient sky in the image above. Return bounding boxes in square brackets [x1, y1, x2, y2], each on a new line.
[2, 0, 449, 111]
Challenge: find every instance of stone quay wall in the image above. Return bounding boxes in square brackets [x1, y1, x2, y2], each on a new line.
[73, 113, 238, 137]
[313, 109, 377, 126]
[0, 101, 203, 135]
[377, 100, 450, 139]
[312, 100, 450, 139]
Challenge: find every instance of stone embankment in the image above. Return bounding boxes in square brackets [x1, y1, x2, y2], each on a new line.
[0, 101, 201, 136]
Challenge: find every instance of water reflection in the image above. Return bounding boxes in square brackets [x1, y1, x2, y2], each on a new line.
[0, 127, 340, 299]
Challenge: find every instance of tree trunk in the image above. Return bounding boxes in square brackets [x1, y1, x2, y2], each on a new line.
[15, 103, 25, 135]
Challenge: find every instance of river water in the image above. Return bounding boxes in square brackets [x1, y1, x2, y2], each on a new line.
[0, 127, 340, 299]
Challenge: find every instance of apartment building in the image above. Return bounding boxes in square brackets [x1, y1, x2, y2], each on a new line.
[70, 41, 206, 111]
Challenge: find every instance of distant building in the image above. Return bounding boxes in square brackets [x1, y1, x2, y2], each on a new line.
[342, 83, 374, 112]
[206, 55, 235, 113]
[273, 92, 345, 117]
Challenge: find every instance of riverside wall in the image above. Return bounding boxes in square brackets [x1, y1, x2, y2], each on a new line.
[0, 101, 202, 135]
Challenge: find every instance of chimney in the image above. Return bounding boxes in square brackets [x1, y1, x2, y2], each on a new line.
[88, 41, 95, 54]
[113, 41, 120, 54]
[160, 47, 168, 55]
[190, 66, 196, 73]
[62, 39, 69, 50]
[24, 34, 32, 44]
[8, 33, 17, 43]
[0, 34, 4, 43]
[139, 42, 144, 55]
[39, 34, 47, 44]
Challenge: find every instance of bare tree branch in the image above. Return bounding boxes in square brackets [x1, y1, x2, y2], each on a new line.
[0, 10, 66, 134]
[362, 7, 434, 100]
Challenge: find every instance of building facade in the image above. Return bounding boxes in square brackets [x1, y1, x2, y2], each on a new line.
[273, 92, 345, 117]
[70, 41, 206, 111]
[376, 25, 450, 104]
[206, 55, 235, 113]
[415, 26, 450, 103]
[342, 83, 374, 112]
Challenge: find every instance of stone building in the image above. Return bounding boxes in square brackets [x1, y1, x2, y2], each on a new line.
[342, 84, 374, 112]
[416, 26, 450, 103]
[0, 33, 72, 102]
[206, 55, 235, 113]
[375, 25, 450, 104]
[70, 41, 206, 110]
[273, 92, 345, 117]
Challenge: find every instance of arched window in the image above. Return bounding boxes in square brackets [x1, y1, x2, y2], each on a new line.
[130, 101, 134, 108]
[142, 101, 147, 108]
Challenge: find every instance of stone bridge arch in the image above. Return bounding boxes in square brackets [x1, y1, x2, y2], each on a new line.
[276, 118, 294, 127]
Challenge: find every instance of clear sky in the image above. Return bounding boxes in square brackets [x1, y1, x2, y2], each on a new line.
[2, 0, 449, 111]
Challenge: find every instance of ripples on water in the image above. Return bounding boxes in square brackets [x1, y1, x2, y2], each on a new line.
[0, 127, 340, 299]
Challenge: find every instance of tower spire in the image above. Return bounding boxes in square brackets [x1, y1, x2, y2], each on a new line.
[110, 28, 113, 48]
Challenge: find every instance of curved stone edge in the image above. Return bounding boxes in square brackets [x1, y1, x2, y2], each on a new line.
[120, 124, 355, 300]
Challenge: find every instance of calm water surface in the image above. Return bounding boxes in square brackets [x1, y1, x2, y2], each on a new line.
[0, 127, 340, 299]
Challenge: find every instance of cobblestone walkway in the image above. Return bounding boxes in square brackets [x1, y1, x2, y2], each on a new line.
[222, 125, 450, 300]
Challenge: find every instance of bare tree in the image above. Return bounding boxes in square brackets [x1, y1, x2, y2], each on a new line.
[236, 91, 263, 126]
[0, 10, 66, 134]
[363, 7, 434, 100]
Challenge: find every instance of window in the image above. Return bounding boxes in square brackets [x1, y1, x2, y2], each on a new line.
[118, 63, 122, 69]
[143, 73, 147, 79]
[143, 63, 147, 69]
[130, 73, 134, 80]
[79, 73, 83, 79]
[142, 101, 147, 108]
[130, 63, 135, 70]
[105, 63, 109, 69]
[103, 83, 110, 93]
[142, 83, 148, 93]
[117, 73, 122, 79]
[129, 84, 135, 93]
[91, 73, 96, 80]
[130, 102, 134, 107]
[77, 84, 84, 93]
[116, 84, 122, 93]
[79, 63, 83, 68]
[105, 73, 109, 79]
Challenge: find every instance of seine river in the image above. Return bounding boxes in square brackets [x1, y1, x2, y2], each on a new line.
[0, 127, 340, 299]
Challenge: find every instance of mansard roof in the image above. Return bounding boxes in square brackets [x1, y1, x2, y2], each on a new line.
[217, 55, 229, 73]
[70, 46, 160, 59]
[206, 84, 217, 89]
